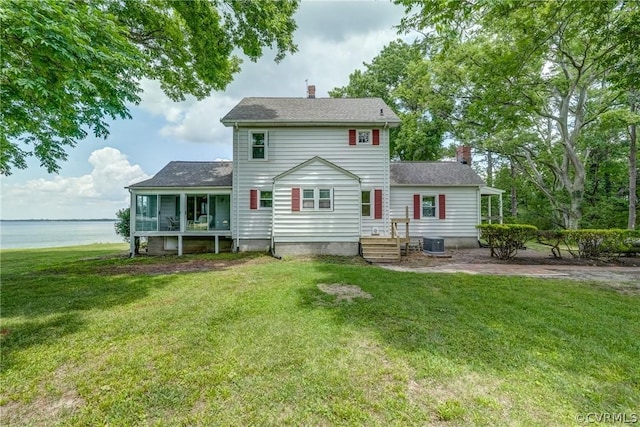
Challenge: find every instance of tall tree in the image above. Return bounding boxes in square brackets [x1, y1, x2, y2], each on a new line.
[329, 40, 447, 160]
[602, 7, 640, 229]
[396, 0, 640, 229]
[1, 0, 298, 175]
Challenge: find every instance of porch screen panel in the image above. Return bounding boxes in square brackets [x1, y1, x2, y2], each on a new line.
[135, 195, 158, 231]
[210, 195, 231, 229]
[159, 195, 179, 231]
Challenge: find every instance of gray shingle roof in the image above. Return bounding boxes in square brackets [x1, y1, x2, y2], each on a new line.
[391, 162, 486, 186]
[221, 97, 401, 126]
[128, 161, 232, 188]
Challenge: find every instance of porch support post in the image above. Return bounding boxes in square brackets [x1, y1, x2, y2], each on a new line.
[499, 193, 503, 224]
[129, 190, 136, 257]
[488, 195, 492, 224]
[180, 193, 186, 232]
[476, 188, 482, 240]
[178, 193, 186, 256]
[215, 235, 219, 254]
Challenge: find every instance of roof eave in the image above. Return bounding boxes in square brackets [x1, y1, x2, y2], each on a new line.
[390, 183, 485, 187]
[221, 119, 401, 128]
[128, 185, 233, 191]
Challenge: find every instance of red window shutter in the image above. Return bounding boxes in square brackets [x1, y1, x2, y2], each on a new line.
[374, 189, 383, 219]
[250, 189, 258, 210]
[291, 188, 300, 212]
[439, 194, 446, 219]
[372, 129, 380, 145]
[349, 129, 356, 145]
[413, 194, 421, 219]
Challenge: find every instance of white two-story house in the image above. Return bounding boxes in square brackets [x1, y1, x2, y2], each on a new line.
[127, 89, 502, 258]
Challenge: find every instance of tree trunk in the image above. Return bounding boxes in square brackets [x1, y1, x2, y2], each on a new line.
[566, 194, 583, 230]
[486, 150, 494, 187]
[510, 159, 518, 217]
[629, 96, 637, 230]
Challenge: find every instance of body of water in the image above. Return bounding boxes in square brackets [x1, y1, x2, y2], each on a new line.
[0, 220, 124, 250]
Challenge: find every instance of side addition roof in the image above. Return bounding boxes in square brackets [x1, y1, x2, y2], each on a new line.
[221, 97, 401, 127]
[390, 162, 486, 186]
[127, 161, 232, 189]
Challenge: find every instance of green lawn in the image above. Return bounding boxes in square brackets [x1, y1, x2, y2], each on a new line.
[1, 245, 638, 426]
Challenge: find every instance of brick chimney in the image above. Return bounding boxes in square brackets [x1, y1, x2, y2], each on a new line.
[456, 145, 472, 165]
[307, 84, 316, 99]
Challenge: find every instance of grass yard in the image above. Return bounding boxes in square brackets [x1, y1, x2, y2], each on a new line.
[1, 245, 638, 426]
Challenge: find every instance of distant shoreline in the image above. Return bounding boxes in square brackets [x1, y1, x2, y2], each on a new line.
[0, 219, 116, 222]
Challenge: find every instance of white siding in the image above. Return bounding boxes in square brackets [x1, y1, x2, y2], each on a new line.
[273, 159, 360, 242]
[233, 127, 390, 244]
[390, 186, 481, 239]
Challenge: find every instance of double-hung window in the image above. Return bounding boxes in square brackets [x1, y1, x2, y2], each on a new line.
[318, 189, 332, 209]
[250, 131, 267, 160]
[422, 195, 436, 218]
[260, 191, 272, 208]
[302, 188, 333, 210]
[302, 189, 315, 209]
[361, 191, 371, 217]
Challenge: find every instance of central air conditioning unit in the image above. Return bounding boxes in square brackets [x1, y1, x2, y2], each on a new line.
[423, 237, 445, 254]
[371, 227, 380, 235]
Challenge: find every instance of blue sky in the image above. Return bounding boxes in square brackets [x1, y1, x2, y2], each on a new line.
[1, 1, 410, 219]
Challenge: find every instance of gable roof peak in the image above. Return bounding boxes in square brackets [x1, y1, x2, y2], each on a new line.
[221, 97, 400, 126]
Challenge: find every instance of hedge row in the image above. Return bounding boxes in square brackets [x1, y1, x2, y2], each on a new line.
[540, 229, 640, 259]
[477, 224, 640, 260]
[477, 224, 538, 260]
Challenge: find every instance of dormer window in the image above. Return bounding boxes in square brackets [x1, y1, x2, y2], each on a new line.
[357, 130, 371, 144]
[250, 131, 268, 160]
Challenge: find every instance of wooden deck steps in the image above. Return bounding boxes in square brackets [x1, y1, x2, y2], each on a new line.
[360, 237, 401, 262]
[361, 207, 411, 263]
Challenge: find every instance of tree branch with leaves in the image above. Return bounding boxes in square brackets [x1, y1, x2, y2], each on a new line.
[1, 0, 298, 175]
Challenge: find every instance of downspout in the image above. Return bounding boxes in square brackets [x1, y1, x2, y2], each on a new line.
[234, 122, 240, 252]
[383, 122, 390, 236]
[476, 187, 481, 240]
[128, 188, 136, 257]
[269, 178, 281, 259]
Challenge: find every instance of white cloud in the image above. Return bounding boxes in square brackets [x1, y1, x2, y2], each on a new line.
[291, 28, 405, 96]
[1, 147, 149, 219]
[138, 79, 190, 123]
[158, 96, 238, 143]
[133, 1, 408, 144]
[138, 79, 237, 144]
[89, 147, 149, 199]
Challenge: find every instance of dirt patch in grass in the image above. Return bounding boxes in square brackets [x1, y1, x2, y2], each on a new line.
[388, 248, 640, 295]
[2, 363, 86, 426]
[97, 253, 275, 276]
[400, 247, 640, 268]
[317, 283, 373, 303]
[408, 372, 514, 424]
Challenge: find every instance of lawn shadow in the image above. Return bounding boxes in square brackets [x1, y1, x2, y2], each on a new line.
[1, 250, 273, 360]
[0, 313, 85, 368]
[299, 260, 640, 412]
[1, 250, 269, 318]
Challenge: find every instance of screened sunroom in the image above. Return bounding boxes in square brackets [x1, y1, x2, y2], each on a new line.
[126, 161, 233, 256]
[133, 193, 231, 233]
